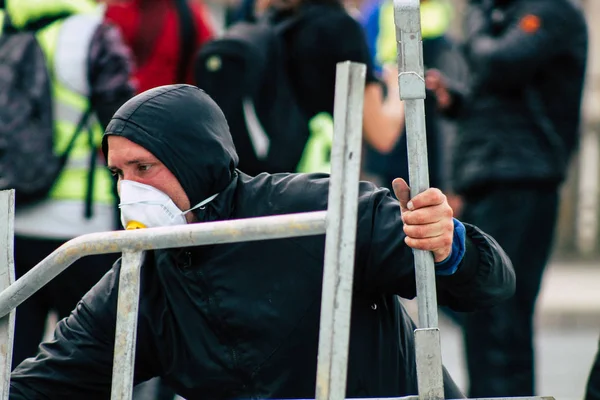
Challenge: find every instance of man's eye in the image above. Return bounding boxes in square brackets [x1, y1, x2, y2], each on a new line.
[138, 164, 152, 173]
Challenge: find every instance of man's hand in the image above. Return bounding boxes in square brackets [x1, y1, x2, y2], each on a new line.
[425, 69, 453, 110]
[392, 178, 454, 263]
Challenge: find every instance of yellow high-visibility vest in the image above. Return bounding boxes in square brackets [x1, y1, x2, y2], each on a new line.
[31, 11, 114, 205]
[376, 0, 453, 66]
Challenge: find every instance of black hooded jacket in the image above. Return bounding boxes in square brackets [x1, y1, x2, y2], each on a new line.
[10, 85, 515, 399]
[447, 0, 587, 194]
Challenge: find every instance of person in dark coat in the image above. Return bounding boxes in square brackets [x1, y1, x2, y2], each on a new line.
[586, 351, 600, 400]
[10, 84, 515, 399]
[425, 0, 588, 396]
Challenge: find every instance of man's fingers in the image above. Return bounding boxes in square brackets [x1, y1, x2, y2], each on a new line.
[382, 64, 399, 85]
[401, 204, 453, 225]
[425, 69, 443, 90]
[403, 219, 453, 239]
[407, 188, 447, 210]
[404, 235, 453, 262]
[392, 178, 411, 213]
[404, 234, 453, 251]
[397, 183, 455, 263]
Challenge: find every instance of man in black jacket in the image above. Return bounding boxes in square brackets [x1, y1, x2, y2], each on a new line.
[426, 0, 588, 396]
[10, 85, 515, 399]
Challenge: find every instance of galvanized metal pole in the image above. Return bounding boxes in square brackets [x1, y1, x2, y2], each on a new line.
[315, 61, 366, 400]
[393, 1, 444, 399]
[111, 250, 144, 400]
[0, 211, 327, 319]
[0, 190, 15, 400]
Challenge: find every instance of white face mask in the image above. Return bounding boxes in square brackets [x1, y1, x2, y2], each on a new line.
[119, 180, 219, 230]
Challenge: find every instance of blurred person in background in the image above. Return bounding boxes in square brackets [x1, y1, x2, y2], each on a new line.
[103, 0, 215, 94]
[197, 0, 405, 178]
[587, 350, 600, 400]
[256, 0, 406, 152]
[0, 0, 134, 369]
[358, 0, 467, 196]
[426, 0, 588, 396]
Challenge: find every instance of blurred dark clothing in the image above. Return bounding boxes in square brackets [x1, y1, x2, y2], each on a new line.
[365, 35, 466, 192]
[230, 0, 379, 109]
[105, 0, 214, 93]
[460, 182, 558, 396]
[212, 1, 379, 177]
[448, 0, 588, 195]
[586, 341, 600, 400]
[271, 1, 378, 119]
[12, 237, 119, 367]
[443, 0, 588, 396]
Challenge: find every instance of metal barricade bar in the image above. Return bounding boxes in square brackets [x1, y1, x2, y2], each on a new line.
[0, 61, 366, 399]
[111, 250, 144, 400]
[315, 61, 366, 400]
[296, 398, 555, 400]
[0, 190, 15, 398]
[394, 0, 439, 333]
[394, 0, 443, 398]
[392, 2, 555, 400]
[0, 211, 327, 321]
[0, 210, 327, 400]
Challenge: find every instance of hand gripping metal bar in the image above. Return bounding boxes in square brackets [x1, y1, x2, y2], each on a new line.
[394, 1, 444, 399]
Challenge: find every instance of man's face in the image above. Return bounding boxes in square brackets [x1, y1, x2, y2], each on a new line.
[107, 136, 194, 222]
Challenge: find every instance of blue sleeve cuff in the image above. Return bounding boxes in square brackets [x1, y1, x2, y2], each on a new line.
[434, 218, 466, 276]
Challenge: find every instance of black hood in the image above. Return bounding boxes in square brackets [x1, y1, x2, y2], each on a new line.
[102, 84, 239, 206]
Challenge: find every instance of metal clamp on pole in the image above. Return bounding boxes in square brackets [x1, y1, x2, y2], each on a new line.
[393, 1, 444, 399]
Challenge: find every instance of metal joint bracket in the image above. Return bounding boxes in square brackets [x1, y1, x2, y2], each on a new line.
[399, 72, 426, 101]
[394, 0, 426, 101]
[415, 328, 444, 400]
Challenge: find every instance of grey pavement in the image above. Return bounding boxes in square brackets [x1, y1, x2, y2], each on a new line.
[536, 259, 600, 329]
[436, 317, 597, 400]
[403, 257, 600, 400]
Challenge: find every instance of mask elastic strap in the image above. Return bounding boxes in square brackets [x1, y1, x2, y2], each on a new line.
[184, 192, 220, 214]
[119, 200, 163, 208]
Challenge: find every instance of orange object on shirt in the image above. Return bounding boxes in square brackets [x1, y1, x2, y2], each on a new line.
[519, 14, 541, 34]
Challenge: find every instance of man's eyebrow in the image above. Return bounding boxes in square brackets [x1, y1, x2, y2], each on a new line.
[107, 158, 156, 170]
[124, 158, 155, 166]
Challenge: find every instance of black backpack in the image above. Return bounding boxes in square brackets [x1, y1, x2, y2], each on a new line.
[195, 11, 310, 176]
[0, 27, 91, 207]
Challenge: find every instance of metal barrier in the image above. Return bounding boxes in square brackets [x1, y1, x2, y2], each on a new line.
[0, 190, 15, 400]
[395, 1, 443, 397]
[0, 2, 557, 400]
[393, 2, 555, 400]
[0, 61, 364, 399]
